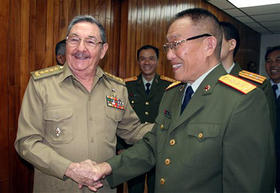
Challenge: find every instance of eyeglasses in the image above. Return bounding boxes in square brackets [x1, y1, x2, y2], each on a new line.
[163, 33, 212, 52]
[66, 35, 104, 48]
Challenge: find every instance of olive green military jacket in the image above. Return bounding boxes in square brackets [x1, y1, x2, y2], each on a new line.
[14, 64, 153, 193]
[230, 63, 277, 129]
[126, 73, 172, 123]
[117, 74, 172, 150]
[107, 64, 275, 193]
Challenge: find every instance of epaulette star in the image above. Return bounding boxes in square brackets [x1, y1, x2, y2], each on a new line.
[104, 72, 125, 85]
[31, 65, 64, 80]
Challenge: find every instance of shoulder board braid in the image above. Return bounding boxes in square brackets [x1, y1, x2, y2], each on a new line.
[219, 74, 257, 94]
[31, 65, 64, 80]
[166, 81, 182, 90]
[239, 70, 266, 84]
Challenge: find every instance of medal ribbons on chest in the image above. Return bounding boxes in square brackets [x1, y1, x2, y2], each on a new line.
[106, 95, 125, 110]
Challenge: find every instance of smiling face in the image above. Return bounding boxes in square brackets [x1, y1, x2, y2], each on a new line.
[138, 48, 158, 77]
[265, 49, 280, 83]
[166, 18, 216, 83]
[66, 22, 108, 74]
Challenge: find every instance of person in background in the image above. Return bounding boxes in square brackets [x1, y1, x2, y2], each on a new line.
[117, 45, 173, 193]
[220, 21, 276, 127]
[14, 15, 153, 193]
[84, 8, 275, 193]
[265, 45, 280, 193]
[55, 39, 66, 65]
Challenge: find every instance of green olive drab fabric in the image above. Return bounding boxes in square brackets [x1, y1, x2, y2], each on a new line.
[107, 64, 275, 193]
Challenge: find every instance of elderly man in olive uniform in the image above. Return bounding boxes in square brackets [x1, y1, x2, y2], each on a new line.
[265, 45, 280, 193]
[84, 8, 275, 193]
[14, 15, 152, 193]
[220, 21, 276, 127]
[117, 45, 173, 193]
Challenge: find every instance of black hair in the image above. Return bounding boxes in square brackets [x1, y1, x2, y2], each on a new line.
[137, 45, 159, 61]
[55, 39, 66, 56]
[265, 45, 280, 60]
[220, 21, 240, 57]
[174, 8, 222, 58]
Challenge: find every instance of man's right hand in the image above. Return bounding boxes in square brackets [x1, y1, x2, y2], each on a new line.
[65, 160, 101, 187]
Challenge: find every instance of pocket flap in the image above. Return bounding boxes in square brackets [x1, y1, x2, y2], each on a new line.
[44, 108, 73, 121]
[187, 123, 220, 138]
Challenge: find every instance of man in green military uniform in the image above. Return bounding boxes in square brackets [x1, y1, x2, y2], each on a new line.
[220, 21, 276, 127]
[82, 8, 275, 193]
[117, 45, 173, 193]
[14, 15, 153, 193]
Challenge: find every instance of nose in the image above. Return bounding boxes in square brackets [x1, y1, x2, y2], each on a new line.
[166, 49, 176, 61]
[77, 39, 87, 51]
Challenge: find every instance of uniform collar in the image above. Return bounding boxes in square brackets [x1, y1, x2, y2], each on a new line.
[58, 62, 104, 83]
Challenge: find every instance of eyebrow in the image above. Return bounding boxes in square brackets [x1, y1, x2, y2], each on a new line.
[68, 33, 98, 40]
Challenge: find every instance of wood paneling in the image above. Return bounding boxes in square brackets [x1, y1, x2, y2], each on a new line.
[0, 0, 260, 193]
[119, 0, 260, 79]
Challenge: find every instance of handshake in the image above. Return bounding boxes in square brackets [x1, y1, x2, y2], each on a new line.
[65, 159, 112, 191]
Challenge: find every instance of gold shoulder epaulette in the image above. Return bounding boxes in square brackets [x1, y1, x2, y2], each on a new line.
[160, 75, 176, 83]
[219, 74, 257, 94]
[31, 65, 64, 80]
[104, 72, 125, 85]
[239, 70, 266, 84]
[124, 76, 137, 82]
[166, 81, 182, 90]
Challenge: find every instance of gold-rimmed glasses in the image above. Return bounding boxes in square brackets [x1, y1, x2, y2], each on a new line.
[163, 33, 212, 52]
[66, 35, 104, 48]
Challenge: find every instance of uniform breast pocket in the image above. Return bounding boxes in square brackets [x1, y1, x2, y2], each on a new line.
[43, 108, 73, 144]
[105, 104, 124, 122]
[183, 123, 221, 168]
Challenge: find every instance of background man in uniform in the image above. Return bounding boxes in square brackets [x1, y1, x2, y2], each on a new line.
[220, 21, 276, 126]
[55, 39, 66, 65]
[265, 45, 280, 193]
[14, 15, 152, 193]
[117, 45, 173, 193]
[83, 8, 276, 193]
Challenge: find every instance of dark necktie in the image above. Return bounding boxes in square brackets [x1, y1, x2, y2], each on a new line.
[181, 86, 194, 114]
[146, 83, 151, 95]
[272, 84, 278, 99]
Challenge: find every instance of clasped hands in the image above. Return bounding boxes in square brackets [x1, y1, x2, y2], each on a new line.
[65, 159, 112, 191]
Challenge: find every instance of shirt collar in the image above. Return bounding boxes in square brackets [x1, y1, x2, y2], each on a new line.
[226, 62, 235, 73]
[187, 64, 219, 93]
[142, 76, 154, 86]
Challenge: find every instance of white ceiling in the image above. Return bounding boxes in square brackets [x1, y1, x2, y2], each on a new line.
[206, 0, 280, 34]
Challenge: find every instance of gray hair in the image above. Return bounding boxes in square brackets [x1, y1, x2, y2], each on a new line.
[66, 15, 106, 43]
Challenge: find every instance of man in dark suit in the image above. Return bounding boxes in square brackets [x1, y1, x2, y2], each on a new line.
[83, 8, 275, 193]
[265, 45, 280, 193]
[117, 45, 173, 193]
[220, 21, 276, 127]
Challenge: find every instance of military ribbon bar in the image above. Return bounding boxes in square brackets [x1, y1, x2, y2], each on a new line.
[106, 96, 125, 110]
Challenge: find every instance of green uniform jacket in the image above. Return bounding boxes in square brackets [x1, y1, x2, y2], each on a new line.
[107, 64, 275, 193]
[230, 63, 277, 129]
[126, 74, 172, 123]
[14, 64, 153, 193]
